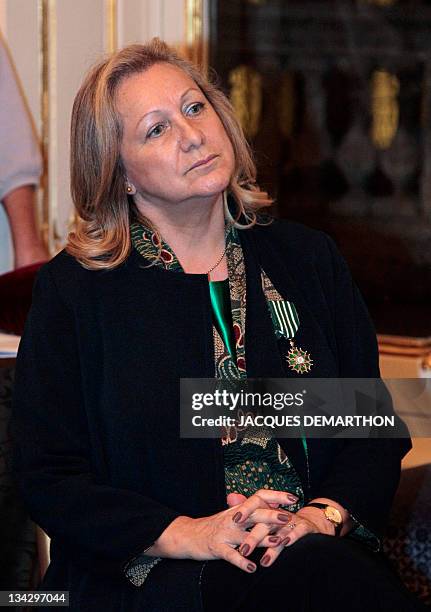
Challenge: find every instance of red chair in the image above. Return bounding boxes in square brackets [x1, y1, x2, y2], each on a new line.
[0, 262, 44, 335]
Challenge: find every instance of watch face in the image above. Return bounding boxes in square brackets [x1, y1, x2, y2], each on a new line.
[325, 506, 342, 525]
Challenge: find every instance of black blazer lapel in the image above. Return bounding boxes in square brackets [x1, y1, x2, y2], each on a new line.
[239, 227, 310, 493]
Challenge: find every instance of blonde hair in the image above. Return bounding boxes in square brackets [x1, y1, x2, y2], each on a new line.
[67, 38, 273, 270]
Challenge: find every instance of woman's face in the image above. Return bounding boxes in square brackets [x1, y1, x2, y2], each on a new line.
[116, 62, 235, 208]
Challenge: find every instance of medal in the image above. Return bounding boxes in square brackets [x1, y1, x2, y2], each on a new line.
[265, 289, 313, 375]
[286, 340, 313, 374]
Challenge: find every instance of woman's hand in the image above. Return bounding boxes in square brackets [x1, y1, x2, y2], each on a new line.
[258, 505, 336, 567]
[145, 489, 298, 573]
[232, 497, 337, 568]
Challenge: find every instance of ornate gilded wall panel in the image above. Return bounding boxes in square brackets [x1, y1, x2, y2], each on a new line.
[210, 0, 431, 336]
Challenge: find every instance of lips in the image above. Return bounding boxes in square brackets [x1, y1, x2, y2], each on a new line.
[188, 154, 218, 172]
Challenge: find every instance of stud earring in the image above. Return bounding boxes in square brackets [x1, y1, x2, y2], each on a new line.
[125, 182, 136, 195]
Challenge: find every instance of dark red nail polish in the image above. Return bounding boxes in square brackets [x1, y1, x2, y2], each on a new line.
[280, 536, 291, 546]
[268, 536, 280, 543]
[247, 562, 256, 572]
[239, 543, 250, 556]
[278, 513, 290, 522]
[232, 511, 242, 523]
[260, 555, 270, 566]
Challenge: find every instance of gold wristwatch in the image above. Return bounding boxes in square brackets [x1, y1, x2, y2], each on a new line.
[306, 503, 343, 535]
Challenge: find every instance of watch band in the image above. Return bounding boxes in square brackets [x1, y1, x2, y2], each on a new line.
[305, 502, 343, 536]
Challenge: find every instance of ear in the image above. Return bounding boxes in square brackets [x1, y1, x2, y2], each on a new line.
[125, 181, 137, 195]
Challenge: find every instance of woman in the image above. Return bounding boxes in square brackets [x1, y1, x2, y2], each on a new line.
[12, 39, 425, 611]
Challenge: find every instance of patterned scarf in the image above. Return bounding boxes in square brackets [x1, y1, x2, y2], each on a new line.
[130, 218, 307, 503]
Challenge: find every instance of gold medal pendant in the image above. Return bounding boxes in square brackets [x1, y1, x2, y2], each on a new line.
[286, 340, 313, 374]
[264, 289, 312, 375]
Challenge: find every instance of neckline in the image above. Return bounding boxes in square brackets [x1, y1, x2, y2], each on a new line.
[209, 277, 229, 284]
[130, 219, 235, 278]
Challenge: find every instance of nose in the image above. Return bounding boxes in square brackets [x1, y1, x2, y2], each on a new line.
[177, 118, 204, 151]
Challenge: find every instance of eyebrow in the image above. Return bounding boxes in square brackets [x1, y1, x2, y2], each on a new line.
[135, 87, 202, 131]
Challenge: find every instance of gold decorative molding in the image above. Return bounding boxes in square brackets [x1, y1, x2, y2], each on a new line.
[370, 69, 400, 150]
[228, 65, 262, 139]
[105, 0, 117, 54]
[184, 0, 207, 70]
[39, 0, 63, 252]
[38, 0, 50, 250]
[378, 334, 431, 357]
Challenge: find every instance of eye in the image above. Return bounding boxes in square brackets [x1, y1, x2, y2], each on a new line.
[147, 123, 166, 139]
[185, 101, 205, 116]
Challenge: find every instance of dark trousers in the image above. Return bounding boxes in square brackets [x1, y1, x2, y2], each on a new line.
[35, 534, 428, 611]
[201, 534, 428, 611]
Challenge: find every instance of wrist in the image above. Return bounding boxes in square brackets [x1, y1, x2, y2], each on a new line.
[145, 515, 193, 558]
[304, 500, 346, 536]
[296, 507, 336, 535]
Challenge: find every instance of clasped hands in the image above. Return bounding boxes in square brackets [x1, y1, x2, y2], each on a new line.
[225, 490, 336, 572]
[159, 488, 336, 574]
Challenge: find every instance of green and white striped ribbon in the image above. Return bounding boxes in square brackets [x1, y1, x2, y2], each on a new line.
[267, 300, 299, 339]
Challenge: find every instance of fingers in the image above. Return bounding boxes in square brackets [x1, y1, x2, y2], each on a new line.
[219, 543, 258, 574]
[258, 533, 286, 548]
[231, 489, 297, 524]
[243, 508, 295, 527]
[226, 492, 247, 507]
[237, 522, 273, 558]
[281, 516, 321, 548]
[227, 489, 298, 509]
[235, 509, 293, 558]
[253, 489, 298, 506]
[259, 517, 319, 568]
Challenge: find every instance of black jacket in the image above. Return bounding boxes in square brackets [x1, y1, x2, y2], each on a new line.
[12, 219, 411, 611]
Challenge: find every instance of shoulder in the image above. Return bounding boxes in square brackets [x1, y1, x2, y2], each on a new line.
[40, 249, 83, 274]
[38, 247, 139, 279]
[34, 249, 131, 308]
[30, 251, 86, 312]
[36, 250, 92, 291]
